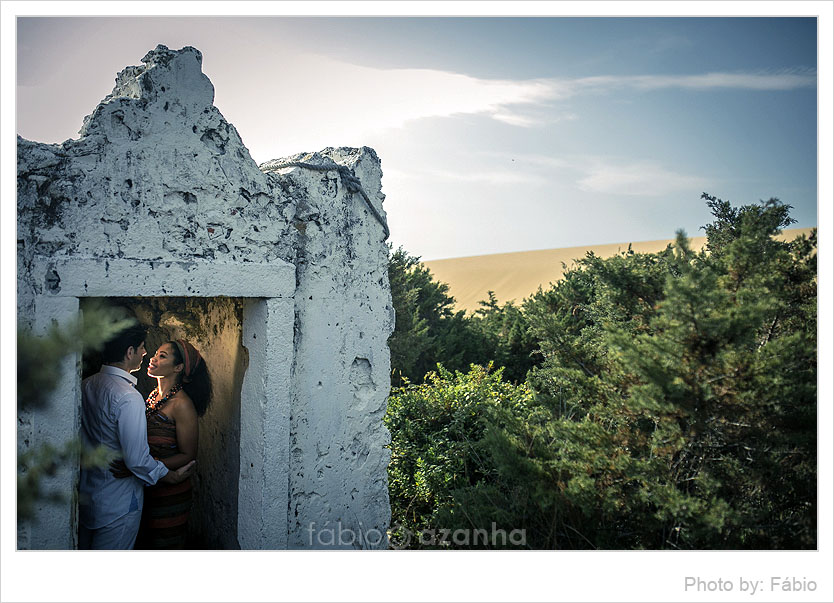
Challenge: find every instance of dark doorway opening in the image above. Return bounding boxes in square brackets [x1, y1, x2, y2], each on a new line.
[81, 296, 247, 549]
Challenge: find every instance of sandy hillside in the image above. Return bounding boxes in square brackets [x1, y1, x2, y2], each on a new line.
[422, 227, 815, 313]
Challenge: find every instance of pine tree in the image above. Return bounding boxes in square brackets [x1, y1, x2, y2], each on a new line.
[385, 195, 816, 549]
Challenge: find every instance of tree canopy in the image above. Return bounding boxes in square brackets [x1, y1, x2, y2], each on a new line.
[386, 195, 816, 549]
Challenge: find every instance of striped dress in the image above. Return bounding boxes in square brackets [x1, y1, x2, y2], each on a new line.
[137, 409, 192, 549]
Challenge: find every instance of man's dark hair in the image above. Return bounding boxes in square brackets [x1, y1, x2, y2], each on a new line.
[101, 324, 146, 363]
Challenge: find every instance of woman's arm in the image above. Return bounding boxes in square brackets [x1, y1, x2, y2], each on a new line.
[159, 394, 199, 471]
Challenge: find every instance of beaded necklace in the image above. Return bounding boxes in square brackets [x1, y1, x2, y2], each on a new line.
[146, 383, 183, 417]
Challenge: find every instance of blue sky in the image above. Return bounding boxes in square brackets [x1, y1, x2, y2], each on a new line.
[16, 16, 818, 260]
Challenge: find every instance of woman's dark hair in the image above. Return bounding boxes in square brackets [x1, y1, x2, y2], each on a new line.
[101, 324, 146, 363]
[168, 341, 212, 417]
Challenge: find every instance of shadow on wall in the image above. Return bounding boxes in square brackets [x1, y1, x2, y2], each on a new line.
[81, 297, 247, 549]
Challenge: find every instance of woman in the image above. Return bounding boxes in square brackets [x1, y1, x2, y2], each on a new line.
[138, 339, 212, 549]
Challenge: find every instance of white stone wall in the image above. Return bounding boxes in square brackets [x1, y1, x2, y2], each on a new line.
[17, 296, 82, 550]
[263, 149, 393, 549]
[17, 45, 393, 549]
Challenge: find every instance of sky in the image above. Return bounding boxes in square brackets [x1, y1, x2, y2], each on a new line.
[14, 15, 819, 260]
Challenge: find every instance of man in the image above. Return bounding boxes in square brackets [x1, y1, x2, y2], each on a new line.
[78, 322, 194, 550]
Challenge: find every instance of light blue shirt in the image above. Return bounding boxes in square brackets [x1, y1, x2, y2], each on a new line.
[79, 365, 169, 529]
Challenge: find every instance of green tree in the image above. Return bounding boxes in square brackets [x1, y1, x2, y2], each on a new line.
[505, 196, 815, 548]
[386, 196, 816, 549]
[469, 292, 538, 384]
[387, 246, 491, 385]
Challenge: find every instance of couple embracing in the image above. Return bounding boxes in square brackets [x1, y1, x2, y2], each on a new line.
[78, 321, 212, 550]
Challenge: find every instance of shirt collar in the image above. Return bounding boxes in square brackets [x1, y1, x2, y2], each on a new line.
[100, 364, 139, 386]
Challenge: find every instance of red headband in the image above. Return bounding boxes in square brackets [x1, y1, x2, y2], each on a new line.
[174, 339, 202, 382]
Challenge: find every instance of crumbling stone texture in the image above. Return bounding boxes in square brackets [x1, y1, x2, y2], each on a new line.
[17, 45, 393, 549]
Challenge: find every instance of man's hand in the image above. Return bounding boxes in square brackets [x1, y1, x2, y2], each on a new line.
[160, 460, 196, 484]
[109, 459, 132, 479]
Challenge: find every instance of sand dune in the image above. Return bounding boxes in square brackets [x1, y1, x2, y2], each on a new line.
[422, 227, 815, 313]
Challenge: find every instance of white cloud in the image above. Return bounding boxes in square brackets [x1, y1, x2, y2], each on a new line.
[383, 165, 545, 186]
[476, 152, 571, 170]
[387, 149, 706, 197]
[425, 167, 547, 186]
[490, 111, 539, 128]
[575, 158, 708, 196]
[217, 55, 816, 163]
[571, 68, 817, 93]
[227, 55, 560, 161]
[458, 151, 707, 196]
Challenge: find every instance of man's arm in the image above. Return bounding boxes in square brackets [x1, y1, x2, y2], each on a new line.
[115, 394, 170, 486]
[159, 460, 196, 484]
[110, 458, 195, 483]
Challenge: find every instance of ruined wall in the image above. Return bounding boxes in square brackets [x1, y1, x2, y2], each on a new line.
[17, 45, 393, 549]
[263, 149, 393, 548]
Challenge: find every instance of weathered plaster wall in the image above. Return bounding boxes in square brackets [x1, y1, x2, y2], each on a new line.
[17, 45, 393, 549]
[17, 296, 82, 551]
[17, 45, 294, 309]
[262, 150, 393, 548]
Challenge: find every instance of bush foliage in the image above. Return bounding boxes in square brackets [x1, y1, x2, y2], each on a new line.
[18, 302, 135, 521]
[386, 195, 816, 549]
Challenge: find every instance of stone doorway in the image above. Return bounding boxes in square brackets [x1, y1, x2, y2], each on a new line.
[81, 296, 247, 549]
[22, 256, 295, 550]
